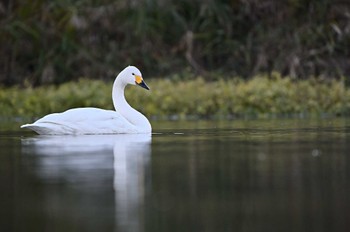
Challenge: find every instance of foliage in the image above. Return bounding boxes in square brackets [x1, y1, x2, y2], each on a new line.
[1, 74, 349, 119]
[1, 0, 350, 85]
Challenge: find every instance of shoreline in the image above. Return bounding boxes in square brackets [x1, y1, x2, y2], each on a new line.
[1, 75, 349, 118]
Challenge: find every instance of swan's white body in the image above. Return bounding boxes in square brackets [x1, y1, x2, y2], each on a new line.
[21, 66, 152, 135]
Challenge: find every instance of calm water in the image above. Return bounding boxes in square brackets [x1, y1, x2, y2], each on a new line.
[0, 118, 350, 232]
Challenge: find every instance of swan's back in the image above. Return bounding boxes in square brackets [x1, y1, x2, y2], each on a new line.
[21, 108, 140, 135]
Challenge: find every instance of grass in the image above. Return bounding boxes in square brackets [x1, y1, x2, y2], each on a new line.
[1, 73, 349, 120]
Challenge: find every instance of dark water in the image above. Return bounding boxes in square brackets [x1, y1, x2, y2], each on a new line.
[1, 118, 350, 232]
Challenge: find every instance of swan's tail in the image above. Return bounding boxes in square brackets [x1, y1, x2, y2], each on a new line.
[21, 124, 33, 129]
[21, 123, 69, 135]
[21, 124, 50, 135]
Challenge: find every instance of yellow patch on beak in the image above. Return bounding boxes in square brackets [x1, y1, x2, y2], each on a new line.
[135, 75, 143, 84]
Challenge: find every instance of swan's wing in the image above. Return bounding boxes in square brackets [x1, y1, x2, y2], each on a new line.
[21, 107, 137, 134]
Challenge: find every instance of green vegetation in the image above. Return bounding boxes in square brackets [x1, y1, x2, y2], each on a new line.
[1, 74, 349, 119]
[1, 0, 349, 85]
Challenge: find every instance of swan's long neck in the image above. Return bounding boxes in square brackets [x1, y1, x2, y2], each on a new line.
[112, 79, 151, 133]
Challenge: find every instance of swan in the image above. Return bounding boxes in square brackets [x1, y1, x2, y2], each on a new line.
[21, 66, 152, 135]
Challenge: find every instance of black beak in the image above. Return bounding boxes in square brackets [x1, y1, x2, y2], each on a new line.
[137, 80, 150, 90]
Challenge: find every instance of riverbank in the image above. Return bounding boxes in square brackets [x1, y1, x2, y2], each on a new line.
[1, 74, 349, 119]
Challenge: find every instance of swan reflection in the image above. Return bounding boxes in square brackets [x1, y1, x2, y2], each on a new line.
[22, 134, 151, 232]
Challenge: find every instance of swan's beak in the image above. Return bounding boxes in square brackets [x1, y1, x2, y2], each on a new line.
[135, 76, 150, 90]
[139, 80, 150, 90]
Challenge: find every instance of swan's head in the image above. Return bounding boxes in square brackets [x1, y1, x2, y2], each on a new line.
[118, 66, 150, 90]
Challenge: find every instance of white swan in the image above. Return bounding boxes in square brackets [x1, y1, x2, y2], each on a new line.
[21, 66, 152, 135]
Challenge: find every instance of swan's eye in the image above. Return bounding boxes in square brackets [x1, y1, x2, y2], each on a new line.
[132, 73, 135, 76]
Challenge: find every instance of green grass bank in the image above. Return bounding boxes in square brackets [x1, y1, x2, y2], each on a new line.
[1, 74, 349, 119]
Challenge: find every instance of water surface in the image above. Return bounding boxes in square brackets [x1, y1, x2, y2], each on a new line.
[0, 118, 349, 232]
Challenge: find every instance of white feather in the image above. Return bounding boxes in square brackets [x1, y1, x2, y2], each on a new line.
[21, 66, 152, 135]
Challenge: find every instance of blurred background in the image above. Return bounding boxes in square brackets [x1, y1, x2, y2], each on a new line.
[1, 0, 349, 86]
[1, 3, 350, 231]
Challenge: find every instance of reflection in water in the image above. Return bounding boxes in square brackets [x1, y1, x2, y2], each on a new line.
[147, 128, 350, 232]
[22, 134, 151, 232]
[113, 135, 151, 232]
[13, 119, 350, 232]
